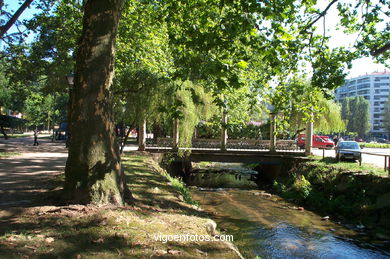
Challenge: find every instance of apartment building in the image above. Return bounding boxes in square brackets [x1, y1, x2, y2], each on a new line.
[334, 71, 390, 138]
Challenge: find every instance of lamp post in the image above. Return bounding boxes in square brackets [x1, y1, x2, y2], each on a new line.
[65, 73, 74, 148]
[305, 111, 313, 156]
[66, 73, 75, 86]
[268, 104, 277, 153]
[221, 98, 228, 151]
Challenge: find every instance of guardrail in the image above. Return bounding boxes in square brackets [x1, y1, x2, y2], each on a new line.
[317, 146, 390, 174]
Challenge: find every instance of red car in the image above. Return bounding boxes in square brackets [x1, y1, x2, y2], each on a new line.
[297, 134, 335, 149]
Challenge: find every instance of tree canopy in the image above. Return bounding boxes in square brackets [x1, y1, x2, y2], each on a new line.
[0, 0, 389, 204]
[341, 96, 371, 137]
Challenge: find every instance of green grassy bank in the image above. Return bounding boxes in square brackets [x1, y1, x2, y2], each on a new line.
[361, 143, 390, 148]
[0, 152, 240, 258]
[271, 158, 390, 237]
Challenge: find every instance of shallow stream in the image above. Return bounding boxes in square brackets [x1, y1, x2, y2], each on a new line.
[186, 163, 390, 259]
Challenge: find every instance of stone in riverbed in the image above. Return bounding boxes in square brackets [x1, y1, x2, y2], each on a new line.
[205, 219, 217, 236]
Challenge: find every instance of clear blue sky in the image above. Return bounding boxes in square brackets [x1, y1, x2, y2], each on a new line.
[3, 0, 388, 78]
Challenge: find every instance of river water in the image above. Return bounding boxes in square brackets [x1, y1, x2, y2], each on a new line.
[186, 163, 390, 259]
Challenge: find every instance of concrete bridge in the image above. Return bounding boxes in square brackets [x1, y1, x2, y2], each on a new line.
[148, 148, 309, 181]
[136, 110, 315, 158]
[144, 148, 308, 172]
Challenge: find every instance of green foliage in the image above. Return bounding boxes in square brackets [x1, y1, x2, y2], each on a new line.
[336, 0, 390, 66]
[1, 0, 388, 152]
[314, 96, 345, 134]
[0, 115, 26, 128]
[175, 81, 214, 149]
[0, 151, 20, 158]
[384, 91, 390, 134]
[159, 153, 199, 206]
[3, 0, 82, 94]
[24, 93, 47, 127]
[361, 143, 390, 149]
[164, 174, 199, 206]
[272, 161, 390, 219]
[341, 96, 371, 137]
[272, 78, 345, 137]
[292, 175, 312, 199]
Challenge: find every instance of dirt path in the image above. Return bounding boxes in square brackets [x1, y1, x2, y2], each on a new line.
[0, 136, 68, 208]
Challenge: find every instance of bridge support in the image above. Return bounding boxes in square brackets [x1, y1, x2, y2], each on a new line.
[270, 113, 276, 153]
[172, 118, 179, 151]
[305, 118, 313, 156]
[138, 119, 146, 151]
[221, 111, 228, 151]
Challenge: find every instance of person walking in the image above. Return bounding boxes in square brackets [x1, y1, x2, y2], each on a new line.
[33, 127, 39, 146]
[333, 135, 338, 146]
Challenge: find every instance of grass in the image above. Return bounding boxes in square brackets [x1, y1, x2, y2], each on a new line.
[0, 151, 20, 158]
[272, 157, 390, 231]
[1, 133, 33, 139]
[308, 156, 388, 177]
[0, 152, 240, 258]
[360, 143, 390, 149]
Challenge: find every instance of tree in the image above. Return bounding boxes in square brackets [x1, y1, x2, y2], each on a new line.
[64, 0, 131, 205]
[281, 84, 345, 137]
[0, 115, 25, 139]
[341, 98, 351, 127]
[384, 92, 390, 138]
[341, 96, 370, 137]
[24, 92, 46, 128]
[1, 0, 388, 206]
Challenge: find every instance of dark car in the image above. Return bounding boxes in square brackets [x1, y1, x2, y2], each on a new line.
[335, 141, 362, 162]
[377, 138, 389, 143]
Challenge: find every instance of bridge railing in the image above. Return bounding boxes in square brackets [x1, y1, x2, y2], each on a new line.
[146, 137, 303, 152]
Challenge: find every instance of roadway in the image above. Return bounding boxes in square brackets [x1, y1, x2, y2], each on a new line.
[312, 147, 390, 169]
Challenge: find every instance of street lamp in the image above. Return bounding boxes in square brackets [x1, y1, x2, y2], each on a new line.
[66, 73, 74, 86]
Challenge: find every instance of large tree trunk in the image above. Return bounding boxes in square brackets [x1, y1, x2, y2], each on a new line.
[64, 0, 130, 205]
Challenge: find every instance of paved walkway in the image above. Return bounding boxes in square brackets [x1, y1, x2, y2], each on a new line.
[0, 136, 67, 208]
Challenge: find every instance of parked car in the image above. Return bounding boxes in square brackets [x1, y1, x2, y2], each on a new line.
[354, 137, 364, 142]
[335, 141, 362, 162]
[297, 134, 335, 149]
[377, 138, 389, 143]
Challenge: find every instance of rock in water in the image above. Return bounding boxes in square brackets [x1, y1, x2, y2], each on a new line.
[205, 219, 217, 236]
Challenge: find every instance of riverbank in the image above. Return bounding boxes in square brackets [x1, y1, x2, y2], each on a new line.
[270, 159, 390, 239]
[0, 152, 241, 258]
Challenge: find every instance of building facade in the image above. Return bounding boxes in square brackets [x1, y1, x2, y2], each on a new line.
[334, 71, 390, 139]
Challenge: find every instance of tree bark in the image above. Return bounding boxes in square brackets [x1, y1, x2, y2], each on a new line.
[120, 125, 132, 154]
[64, 0, 131, 205]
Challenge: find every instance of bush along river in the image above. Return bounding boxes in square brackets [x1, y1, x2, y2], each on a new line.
[163, 158, 390, 259]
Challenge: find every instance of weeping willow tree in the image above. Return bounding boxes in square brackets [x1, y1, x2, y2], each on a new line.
[271, 77, 345, 138]
[288, 94, 345, 135]
[174, 81, 215, 150]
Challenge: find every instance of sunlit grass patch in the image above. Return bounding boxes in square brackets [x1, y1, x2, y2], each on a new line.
[309, 156, 387, 177]
[0, 151, 20, 158]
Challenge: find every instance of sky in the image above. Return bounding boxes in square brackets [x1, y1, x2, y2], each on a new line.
[2, 0, 388, 79]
